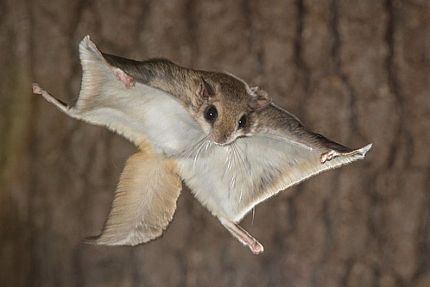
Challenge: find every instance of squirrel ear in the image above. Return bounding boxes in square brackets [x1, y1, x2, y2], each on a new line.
[198, 77, 216, 98]
[249, 87, 271, 110]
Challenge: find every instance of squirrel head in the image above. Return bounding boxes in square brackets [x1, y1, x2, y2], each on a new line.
[190, 72, 271, 145]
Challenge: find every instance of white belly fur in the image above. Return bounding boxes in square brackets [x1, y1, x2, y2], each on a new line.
[112, 84, 273, 222]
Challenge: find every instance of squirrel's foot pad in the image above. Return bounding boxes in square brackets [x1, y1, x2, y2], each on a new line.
[113, 67, 135, 89]
[249, 240, 265, 255]
[320, 150, 340, 163]
[32, 83, 43, 94]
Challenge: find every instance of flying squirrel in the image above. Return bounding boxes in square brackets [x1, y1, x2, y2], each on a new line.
[33, 36, 372, 254]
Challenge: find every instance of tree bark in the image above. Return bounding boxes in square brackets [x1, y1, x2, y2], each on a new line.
[1, 0, 429, 286]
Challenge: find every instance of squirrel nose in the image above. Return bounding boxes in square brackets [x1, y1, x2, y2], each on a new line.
[213, 137, 227, 145]
[212, 133, 229, 145]
[212, 132, 236, 146]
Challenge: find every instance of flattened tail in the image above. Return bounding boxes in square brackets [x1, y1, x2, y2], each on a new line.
[82, 234, 150, 247]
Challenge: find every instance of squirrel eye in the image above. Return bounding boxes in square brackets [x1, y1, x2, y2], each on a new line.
[238, 114, 247, 129]
[204, 105, 218, 123]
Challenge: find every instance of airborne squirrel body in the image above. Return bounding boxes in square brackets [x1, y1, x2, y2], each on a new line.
[33, 36, 372, 254]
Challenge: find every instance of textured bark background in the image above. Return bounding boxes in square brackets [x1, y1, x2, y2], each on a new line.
[1, 0, 429, 286]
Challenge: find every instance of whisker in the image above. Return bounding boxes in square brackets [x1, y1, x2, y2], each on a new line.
[193, 136, 209, 170]
[231, 141, 254, 203]
[235, 142, 251, 177]
[231, 143, 246, 200]
[205, 140, 212, 152]
[226, 146, 234, 174]
[225, 145, 236, 198]
[182, 135, 207, 159]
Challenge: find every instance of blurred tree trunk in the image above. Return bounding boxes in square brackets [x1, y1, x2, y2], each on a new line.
[1, 0, 429, 286]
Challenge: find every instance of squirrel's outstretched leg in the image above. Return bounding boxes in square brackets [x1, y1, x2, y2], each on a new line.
[219, 217, 264, 255]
